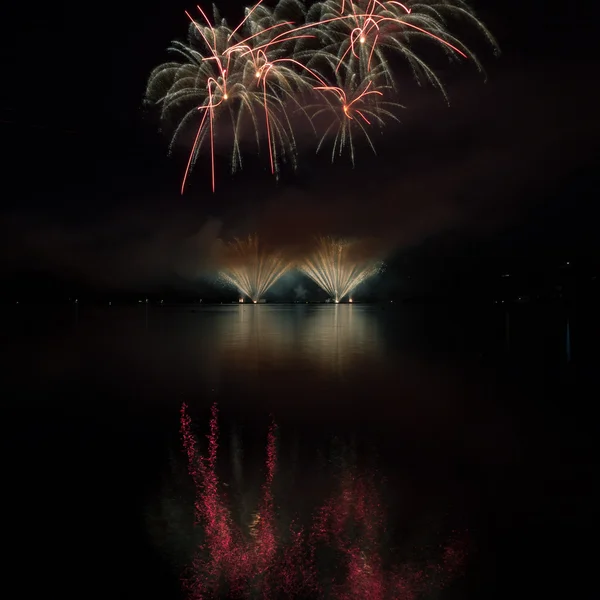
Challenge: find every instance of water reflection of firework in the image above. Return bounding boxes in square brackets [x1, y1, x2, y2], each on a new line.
[150, 403, 470, 598]
[202, 304, 383, 378]
[300, 304, 382, 375]
[300, 236, 383, 302]
[219, 235, 291, 302]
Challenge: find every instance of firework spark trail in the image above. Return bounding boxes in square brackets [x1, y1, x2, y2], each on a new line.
[306, 61, 403, 162]
[146, 0, 497, 192]
[219, 235, 291, 302]
[318, 1, 470, 74]
[300, 236, 382, 302]
[314, 80, 382, 123]
[147, 4, 306, 193]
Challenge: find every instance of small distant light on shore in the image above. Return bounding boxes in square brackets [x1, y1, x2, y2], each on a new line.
[349, 298, 353, 303]
[109, 301, 112, 306]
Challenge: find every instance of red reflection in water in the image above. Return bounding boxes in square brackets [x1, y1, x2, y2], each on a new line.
[180, 403, 467, 598]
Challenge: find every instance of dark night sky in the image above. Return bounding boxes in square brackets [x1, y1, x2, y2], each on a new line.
[2, 0, 599, 293]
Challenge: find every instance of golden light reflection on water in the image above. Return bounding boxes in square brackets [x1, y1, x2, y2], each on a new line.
[211, 305, 383, 376]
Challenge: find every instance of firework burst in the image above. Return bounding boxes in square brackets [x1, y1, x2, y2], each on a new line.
[300, 236, 383, 302]
[303, 0, 496, 90]
[219, 234, 291, 302]
[308, 63, 403, 163]
[146, 4, 307, 193]
[146, 0, 497, 192]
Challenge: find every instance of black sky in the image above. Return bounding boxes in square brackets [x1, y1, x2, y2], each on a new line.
[2, 0, 599, 292]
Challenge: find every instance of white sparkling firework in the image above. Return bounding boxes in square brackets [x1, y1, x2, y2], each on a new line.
[300, 236, 383, 302]
[219, 235, 291, 302]
[145, 0, 497, 191]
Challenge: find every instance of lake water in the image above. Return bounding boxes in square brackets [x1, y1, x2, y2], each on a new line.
[2, 303, 594, 599]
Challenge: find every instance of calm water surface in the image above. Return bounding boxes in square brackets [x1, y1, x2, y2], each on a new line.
[2, 303, 594, 599]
